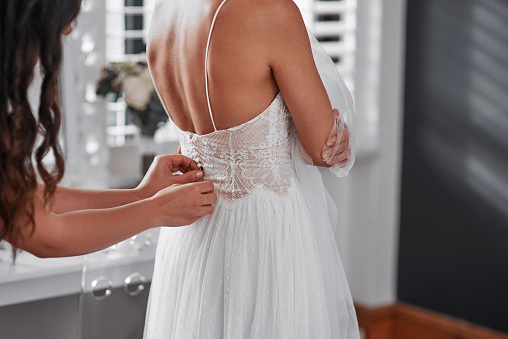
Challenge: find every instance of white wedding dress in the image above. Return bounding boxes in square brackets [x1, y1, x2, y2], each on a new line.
[144, 1, 360, 338]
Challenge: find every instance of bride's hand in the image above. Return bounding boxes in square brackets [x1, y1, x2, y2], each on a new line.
[321, 110, 352, 168]
[149, 181, 217, 226]
[136, 154, 204, 199]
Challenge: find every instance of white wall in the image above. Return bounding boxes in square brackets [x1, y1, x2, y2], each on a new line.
[322, 0, 407, 307]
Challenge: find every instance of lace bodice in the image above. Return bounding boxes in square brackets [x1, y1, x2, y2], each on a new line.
[152, 0, 298, 203]
[179, 93, 294, 203]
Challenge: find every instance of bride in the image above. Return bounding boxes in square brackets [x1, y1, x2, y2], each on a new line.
[144, 0, 360, 337]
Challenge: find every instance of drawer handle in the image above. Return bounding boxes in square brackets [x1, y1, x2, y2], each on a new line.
[90, 276, 113, 300]
[124, 272, 146, 297]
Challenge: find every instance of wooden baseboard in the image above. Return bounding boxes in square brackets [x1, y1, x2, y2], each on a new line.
[355, 302, 508, 339]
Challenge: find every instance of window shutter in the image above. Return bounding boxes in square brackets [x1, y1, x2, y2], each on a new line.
[105, 0, 156, 145]
[105, 0, 155, 61]
[295, 0, 357, 91]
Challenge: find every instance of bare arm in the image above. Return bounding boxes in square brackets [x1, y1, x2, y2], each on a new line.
[41, 185, 146, 214]
[44, 154, 204, 214]
[5, 180, 216, 258]
[265, 0, 336, 166]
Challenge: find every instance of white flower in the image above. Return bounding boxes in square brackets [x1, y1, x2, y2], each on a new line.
[138, 67, 153, 83]
[122, 75, 154, 111]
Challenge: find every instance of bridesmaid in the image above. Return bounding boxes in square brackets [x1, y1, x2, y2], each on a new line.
[0, 0, 217, 260]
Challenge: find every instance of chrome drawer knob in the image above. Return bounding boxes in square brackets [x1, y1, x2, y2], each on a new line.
[90, 276, 113, 300]
[124, 272, 146, 297]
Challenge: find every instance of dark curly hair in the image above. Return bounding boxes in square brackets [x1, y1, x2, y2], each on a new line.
[0, 0, 82, 259]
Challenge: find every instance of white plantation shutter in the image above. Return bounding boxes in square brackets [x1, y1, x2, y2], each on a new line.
[105, 0, 155, 62]
[104, 0, 156, 145]
[295, 0, 357, 91]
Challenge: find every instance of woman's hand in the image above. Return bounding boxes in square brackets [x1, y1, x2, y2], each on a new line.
[136, 154, 204, 199]
[41, 154, 206, 215]
[320, 110, 352, 168]
[137, 154, 218, 226]
[17, 180, 217, 257]
[149, 181, 217, 227]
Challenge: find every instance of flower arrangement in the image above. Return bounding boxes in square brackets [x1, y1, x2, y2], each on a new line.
[96, 55, 168, 136]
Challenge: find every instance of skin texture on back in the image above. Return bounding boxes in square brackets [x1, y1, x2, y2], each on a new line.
[148, 0, 334, 164]
[148, 0, 279, 135]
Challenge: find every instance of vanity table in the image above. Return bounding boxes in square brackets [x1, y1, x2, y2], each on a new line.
[0, 229, 159, 339]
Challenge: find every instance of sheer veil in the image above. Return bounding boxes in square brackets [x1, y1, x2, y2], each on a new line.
[288, 28, 360, 337]
[291, 29, 356, 177]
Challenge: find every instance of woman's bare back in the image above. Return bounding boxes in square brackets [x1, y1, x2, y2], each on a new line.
[147, 0, 279, 135]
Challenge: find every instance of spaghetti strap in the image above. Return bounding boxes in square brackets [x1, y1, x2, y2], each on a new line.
[205, 0, 229, 132]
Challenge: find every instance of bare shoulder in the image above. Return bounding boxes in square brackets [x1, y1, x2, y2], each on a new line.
[244, 0, 303, 20]
[225, 0, 306, 35]
[263, 0, 305, 24]
[224, 0, 308, 61]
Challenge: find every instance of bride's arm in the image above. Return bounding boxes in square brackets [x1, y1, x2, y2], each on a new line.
[265, 0, 342, 167]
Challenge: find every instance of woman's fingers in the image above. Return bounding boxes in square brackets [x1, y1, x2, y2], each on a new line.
[336, 156, 350, 168]
[196, 181, 214, 194]
[323, 120, 350, 159]
[321, 139, 349, 160]
[169, 170, 204, 185]
[151, 154, 199, 173]
[337, 139, 349, 152]
[190, 184, 217, 218]
[326, 135, 337, 147]
[153, 181, 217, 226]
[200, 191, 218, 206]
[173, 155, 199, 173]
[197, 204, 214, 217]
[322, 148, 332, 161]
[325, 147, 352, 166]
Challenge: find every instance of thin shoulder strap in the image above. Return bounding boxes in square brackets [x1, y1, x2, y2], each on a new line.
[205, 0, 229, 132]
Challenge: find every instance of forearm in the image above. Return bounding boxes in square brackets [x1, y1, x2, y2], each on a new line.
[265, 1, 350, 167]
[292, 107, 335, 167]
[41, 184, 146, 214]
[31, 199, 157, 258]
[10, 179, 216, 259]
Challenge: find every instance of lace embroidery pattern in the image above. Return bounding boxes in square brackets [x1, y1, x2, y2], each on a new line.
[179, 93, 293, 203]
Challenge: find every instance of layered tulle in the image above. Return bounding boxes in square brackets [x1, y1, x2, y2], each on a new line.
[144, 179, 359, 338]
[289, 120, 360, 338]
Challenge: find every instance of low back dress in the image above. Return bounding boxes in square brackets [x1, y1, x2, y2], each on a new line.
[143, 1, 360, 338]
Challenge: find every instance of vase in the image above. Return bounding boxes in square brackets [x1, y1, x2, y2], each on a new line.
[126, 91, 168, 137]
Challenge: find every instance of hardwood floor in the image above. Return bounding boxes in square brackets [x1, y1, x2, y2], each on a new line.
[356, 302, 508, 339]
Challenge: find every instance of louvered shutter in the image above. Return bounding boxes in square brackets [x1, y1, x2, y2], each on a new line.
[295, 0, 357, 91]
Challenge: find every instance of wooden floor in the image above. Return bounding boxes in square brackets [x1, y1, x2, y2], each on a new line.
[356, 302, 508, 339]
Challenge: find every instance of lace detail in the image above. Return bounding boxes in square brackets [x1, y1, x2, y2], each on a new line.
[179, 93, 293, 203]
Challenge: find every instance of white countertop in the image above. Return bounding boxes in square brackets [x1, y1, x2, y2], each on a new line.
[0, 229, 159, 307]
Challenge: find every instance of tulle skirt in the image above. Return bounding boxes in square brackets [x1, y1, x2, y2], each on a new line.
[143, 178, 360, 339]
